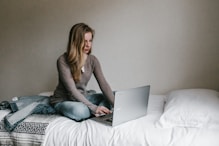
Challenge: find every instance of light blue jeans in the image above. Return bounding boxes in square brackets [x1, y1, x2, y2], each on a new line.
[54, 93, 111, 121]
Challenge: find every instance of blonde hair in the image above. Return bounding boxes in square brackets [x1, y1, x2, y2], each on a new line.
[66, 23, 95, 82]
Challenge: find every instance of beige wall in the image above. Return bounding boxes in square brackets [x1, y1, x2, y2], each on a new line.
[0, 0, 219, 101]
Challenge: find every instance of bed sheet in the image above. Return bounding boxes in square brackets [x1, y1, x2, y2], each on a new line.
[42, 94, 219, 146]
[42, 95, 169, 146]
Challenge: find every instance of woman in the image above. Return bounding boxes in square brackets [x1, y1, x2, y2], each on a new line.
[50, 23, 115, 121]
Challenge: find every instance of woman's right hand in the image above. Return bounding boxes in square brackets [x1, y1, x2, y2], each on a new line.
[94, 106, 111, 117]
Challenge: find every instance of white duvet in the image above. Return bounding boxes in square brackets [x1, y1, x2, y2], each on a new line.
[42, 95, 219, 146]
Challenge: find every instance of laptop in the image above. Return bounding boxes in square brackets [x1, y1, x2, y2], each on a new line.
[91, 85, 150, 126]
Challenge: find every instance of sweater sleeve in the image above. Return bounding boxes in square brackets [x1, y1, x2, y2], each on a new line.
[92, 56, 115, 105]
[57, 56, 98, 113]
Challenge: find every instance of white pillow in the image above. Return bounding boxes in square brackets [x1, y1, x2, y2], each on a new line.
[157, 89, 219, 128]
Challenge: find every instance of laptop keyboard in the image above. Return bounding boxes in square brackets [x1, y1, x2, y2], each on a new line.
[100, 113, 113, 121]
[106, 117, 113, 122]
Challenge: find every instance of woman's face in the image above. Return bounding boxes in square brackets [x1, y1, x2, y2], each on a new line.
[83, 32, 93, 54]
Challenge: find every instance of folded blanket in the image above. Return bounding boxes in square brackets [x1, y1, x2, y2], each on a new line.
[3, 95, 55, 131]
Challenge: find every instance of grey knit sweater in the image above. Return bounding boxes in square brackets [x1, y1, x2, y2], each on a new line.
[50, 53, 114, 113]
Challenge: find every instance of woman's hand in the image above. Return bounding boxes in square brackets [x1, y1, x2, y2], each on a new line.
[94, 106, 111, 117]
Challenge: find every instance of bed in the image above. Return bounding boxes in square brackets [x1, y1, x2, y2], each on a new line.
[1, 88, 219, 146]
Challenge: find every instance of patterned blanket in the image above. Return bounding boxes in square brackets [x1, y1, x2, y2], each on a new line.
[0, 110, 57, 146]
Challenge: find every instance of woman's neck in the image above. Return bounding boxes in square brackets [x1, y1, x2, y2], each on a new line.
[82, 53, 88, 65]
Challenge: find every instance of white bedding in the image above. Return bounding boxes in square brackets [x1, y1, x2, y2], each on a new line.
[42, 94, 219, 146]
[1, 94, 219, 146]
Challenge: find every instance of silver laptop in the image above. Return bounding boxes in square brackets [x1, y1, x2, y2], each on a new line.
[91, 85, 150, 126]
